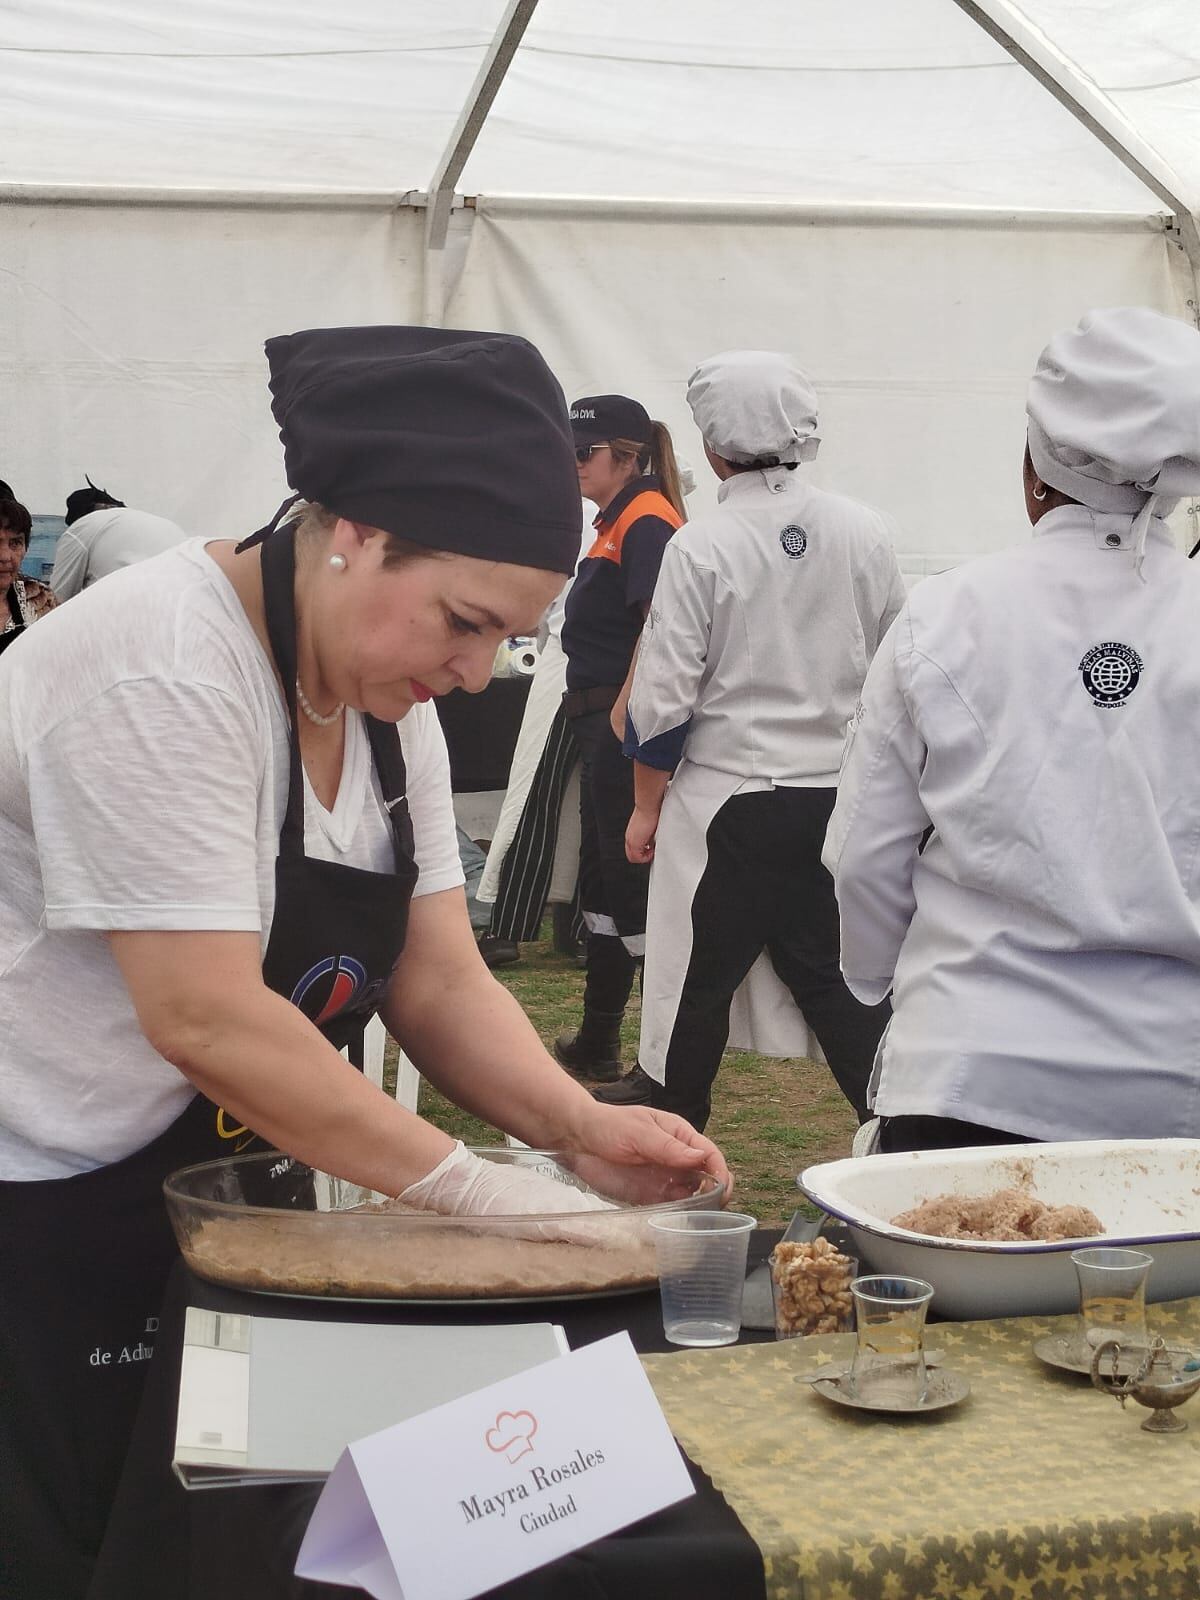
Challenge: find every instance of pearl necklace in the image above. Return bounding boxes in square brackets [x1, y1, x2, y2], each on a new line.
[295, 677, 345, 727]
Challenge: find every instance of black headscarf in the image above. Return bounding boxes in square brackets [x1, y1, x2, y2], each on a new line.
[241, 325, 581, 576]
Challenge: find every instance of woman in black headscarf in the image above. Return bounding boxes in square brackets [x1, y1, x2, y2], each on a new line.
[0, 327, 728, 1600]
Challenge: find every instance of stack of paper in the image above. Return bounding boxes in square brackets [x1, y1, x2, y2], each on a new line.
[173, 1306, 568, 1489]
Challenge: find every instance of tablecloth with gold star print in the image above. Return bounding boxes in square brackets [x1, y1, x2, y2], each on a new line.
[642, 1298, 1200, 1600]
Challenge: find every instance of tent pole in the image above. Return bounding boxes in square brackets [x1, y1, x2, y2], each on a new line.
[950, 0, 1200, 305]
[421, 0, 540, 326]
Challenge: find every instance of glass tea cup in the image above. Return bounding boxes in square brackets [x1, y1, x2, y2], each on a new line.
[847, 1275, 935, 1407]
[1070, 1247, 1152, 1364]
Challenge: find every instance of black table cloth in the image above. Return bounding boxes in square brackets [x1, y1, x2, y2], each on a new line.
[88, 1233, 779, 1600]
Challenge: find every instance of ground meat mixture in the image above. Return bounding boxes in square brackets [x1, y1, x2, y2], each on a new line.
[891, 1187, 1104, 1242]
[182, 1213, 658, 1299]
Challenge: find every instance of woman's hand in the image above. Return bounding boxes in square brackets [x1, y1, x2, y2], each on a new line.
[625, 806, 658, 864]
[400, 1141, 616, 1242]
[564, 1101, 732, 1199]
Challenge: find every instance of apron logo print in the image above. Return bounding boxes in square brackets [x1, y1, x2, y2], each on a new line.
[291, 954, 369, 1024]
[1079, 641, 1142, 708]
[779, 524, 808, 559]
[215, 1107, 257, 1152]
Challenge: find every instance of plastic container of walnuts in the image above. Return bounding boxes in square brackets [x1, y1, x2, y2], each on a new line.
[769, 1237, 857, 1338]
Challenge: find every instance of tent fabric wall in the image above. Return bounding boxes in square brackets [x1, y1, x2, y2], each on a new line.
[2, 1, 1189, 213]
[453, 201, 1192, 569]
[0, 1, 1197, 554]
[0, 203, 423, 533]
[0, 197, 1192, 557]
[1006, 0, 1200, 215]
[0, 3, 500, 193]
[461, 2, 1163, 210]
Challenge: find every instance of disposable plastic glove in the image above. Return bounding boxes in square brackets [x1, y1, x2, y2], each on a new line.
[400, 1141, 616, 1244]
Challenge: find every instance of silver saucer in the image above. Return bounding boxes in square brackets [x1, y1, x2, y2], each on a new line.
[1033, 1333, 1195, 1379]
[804, 1363, 970, 1414]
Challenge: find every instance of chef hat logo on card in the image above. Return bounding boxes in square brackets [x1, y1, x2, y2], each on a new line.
[290, 955, 368, 1024]
[486, 1411, 539, 1464]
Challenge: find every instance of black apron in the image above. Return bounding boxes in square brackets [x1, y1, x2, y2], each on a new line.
[0, 526, 419, 1600]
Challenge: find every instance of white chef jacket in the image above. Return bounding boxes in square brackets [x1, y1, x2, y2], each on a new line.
[627, 464, 905, 1078]
[823, 504, 1200, 1140]
[626, 466, 906, 782]
[49, 507, 188, 599]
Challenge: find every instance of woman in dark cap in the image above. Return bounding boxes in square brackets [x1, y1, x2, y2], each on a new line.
[0, 327, 728, 1600]
[555, 395, 686, 1089]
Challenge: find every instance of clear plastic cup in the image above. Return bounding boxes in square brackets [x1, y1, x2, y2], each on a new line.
[1071, 1247, 1152, 1363]
[848, 1275, 935, 1406]
[649, 1212, 757, 1347]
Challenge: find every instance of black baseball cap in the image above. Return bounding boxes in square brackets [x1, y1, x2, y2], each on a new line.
[257, 325, 582, 576]
[569, 394, 653, 448]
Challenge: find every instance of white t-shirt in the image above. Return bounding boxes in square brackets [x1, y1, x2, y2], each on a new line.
[0, 540, 464, 1179]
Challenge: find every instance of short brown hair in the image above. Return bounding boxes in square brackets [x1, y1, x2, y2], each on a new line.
[0, 499, 32, 547]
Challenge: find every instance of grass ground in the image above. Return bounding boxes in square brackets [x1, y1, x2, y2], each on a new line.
[386, 923, 858, 1224]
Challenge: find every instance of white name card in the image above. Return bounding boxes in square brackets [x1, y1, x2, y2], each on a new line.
[295, 1331, 694, 1600]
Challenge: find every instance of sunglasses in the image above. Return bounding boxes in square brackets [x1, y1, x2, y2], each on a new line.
[574, 442, 610, 464]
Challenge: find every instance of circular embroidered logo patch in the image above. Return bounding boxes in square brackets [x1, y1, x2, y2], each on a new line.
[1078, 641, 1142, 707]
[780, 524, 808, 559]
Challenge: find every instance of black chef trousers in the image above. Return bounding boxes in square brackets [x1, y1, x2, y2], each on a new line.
[652, 786, 890, 1132]
[571, 708, 648, 1013]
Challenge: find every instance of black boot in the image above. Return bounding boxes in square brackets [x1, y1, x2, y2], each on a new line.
[476, 935, 520, 969]
[590, 1063, 654, 1105]
[554, 1009, 625, 1083]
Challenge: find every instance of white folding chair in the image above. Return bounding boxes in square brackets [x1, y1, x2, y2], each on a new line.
[348, 1014, 421, 1114]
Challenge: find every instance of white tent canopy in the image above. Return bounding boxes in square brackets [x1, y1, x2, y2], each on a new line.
[3, 1, 1198, 565]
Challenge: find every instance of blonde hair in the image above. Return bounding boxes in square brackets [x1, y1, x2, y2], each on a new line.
[608, 421, 686, 520]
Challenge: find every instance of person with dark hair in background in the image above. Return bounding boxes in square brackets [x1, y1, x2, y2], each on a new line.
[0, 496, 57, 657]
[554, 395, 686, 1084]
[50, 477, 187, 600]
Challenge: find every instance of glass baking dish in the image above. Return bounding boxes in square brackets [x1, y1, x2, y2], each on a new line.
[164, 1147, 728, 1303]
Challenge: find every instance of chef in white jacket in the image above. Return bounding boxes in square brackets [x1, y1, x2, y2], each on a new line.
[823, 306, 1200, 1154]
[598, 350, 903, 1128]
[50, 480, 187, 600]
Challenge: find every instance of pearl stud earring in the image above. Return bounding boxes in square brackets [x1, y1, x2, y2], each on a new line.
[329, 553, 347, 572]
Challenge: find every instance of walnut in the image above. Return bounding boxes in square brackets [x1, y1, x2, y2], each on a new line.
[770, 1238, 856, 1338]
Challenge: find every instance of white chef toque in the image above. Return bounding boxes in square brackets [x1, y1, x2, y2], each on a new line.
[1026, 306, 1200, 580]
[687, 350, 821, 467]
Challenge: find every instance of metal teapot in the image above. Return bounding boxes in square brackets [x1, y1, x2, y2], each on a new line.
[1090, 1336, 1200, 1434]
